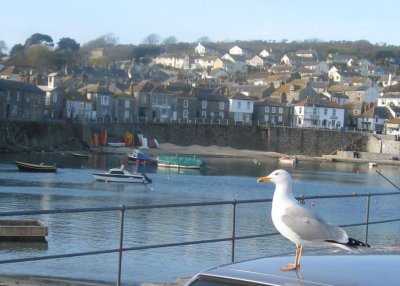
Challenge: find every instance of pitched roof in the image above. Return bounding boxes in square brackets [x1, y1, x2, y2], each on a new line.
[361, 106, 392, 119]
[296, 97, 342, 109]
[0, 79, 45, 94]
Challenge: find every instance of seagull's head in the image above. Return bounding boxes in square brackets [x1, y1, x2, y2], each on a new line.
[257, 169, 292, 185]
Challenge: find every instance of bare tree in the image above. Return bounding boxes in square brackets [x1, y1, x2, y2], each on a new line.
[197, 36, 211, 43]
[162, 36, 178, 45]
[142, 33, 161, 45]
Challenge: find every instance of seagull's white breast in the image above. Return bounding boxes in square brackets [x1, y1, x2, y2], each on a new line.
[271, 197, 303, 246]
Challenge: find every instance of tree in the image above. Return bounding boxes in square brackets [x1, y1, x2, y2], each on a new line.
[57, 38, 80, 52]
[197, 36, 211, 43]
[25, 33, 54, 47]
[132, 45, 161, 63]
[25, 45, 53, 67]
[9, 44, 24, 57]
[142, 33, 161, 45]
[0, 40, 7, 56]
[162, 36, 177, 45]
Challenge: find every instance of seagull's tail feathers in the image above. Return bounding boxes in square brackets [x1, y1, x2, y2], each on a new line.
[325, 237, 370, 252]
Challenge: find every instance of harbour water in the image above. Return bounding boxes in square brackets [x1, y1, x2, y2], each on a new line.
[0, 152, 399, 285]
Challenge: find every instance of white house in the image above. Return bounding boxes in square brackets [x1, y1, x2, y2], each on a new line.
[293, 98, 345, 129]
[377, 93, 400, 107]
[259, 49, 270, 58]
[192, 55, 219, 70]
[153, 53, 190, 70]
[246, 55, 264, 68]
[357, 106, 391, 132]
[229, 45, 243, 55]
[228, 92, 256, 123]
[280, 54, 291, 66]
[328, 66, 341, 82]
[195, 43, 206, 55]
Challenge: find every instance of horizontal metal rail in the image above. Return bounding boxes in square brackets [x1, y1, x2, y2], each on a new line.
[0, 191, 399, 286]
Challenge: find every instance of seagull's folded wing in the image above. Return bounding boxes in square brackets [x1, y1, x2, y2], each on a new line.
[281, 204, 348, 243]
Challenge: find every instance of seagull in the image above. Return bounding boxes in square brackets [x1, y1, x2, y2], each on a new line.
[257, 169, 370, 271]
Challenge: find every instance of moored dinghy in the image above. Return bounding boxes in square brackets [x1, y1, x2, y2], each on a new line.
[156, 155, 206, 169]
[15, 161, 57, 172]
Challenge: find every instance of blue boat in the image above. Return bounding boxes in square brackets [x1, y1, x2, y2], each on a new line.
[128, 149, 157, 165]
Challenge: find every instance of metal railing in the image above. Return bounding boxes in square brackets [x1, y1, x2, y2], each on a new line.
[0, 191, 399, 286]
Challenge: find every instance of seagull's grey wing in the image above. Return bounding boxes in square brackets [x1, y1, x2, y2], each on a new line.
[281, 203, 348, 243]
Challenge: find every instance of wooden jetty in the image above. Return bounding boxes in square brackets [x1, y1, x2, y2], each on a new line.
[0, 220, 48, 241]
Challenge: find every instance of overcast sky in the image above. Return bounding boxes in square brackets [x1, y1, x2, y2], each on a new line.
[3, 0, 400, 50]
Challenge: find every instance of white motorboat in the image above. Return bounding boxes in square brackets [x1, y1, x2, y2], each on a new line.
[369, 162, 378, 167]
[92, 165, 152, 184]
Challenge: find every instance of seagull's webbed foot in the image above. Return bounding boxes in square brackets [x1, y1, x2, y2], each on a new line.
[281, 263, 300, 271]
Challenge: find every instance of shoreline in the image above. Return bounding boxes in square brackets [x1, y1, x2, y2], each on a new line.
[91, 143, 400, 166]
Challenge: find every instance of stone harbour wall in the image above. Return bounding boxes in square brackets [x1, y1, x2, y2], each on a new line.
[0, 120, 368, 157]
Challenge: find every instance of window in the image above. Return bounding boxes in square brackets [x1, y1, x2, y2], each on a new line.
[271, 107, 276, 113]
[124, 110, 129, 119]
[183, 110, 188, 118]
[332, 109, 336, 116]
[354, 110, 359, 115]
[17, 92, 20, 102]
[125, 100, 130, 108]
[219, 102, 225, 110]
[313, 107, 317, 115]
[210, 112, 215, 118]
[219, 111, 224, 119]
[264, 115, 269, 122]
[45, 93, 50, 106]
[6, 91, 10, 101]
[278, 107, 283, 114]
[161, 108, 168, 117]
[153, 96, 157, 104]
[140, 95, 147, 105]
[201, 111, 206, 118]
[278, 116, 283, 122]
[299, 107, 302, 114]
[101, 95, 109, 106]
[324, 108, 328, 115]
[184, 99, 189, 108]
[247, 102, 251, 110]
[237, 101, 241, 109]
[265, 106, 270, 113]
[298, 118, 302, 124]
[202, 100, 207, 109]
[162, 96, 167, 105]
[53, 93, 57, 103]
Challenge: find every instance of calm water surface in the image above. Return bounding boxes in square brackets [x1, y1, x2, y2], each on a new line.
[0, 152, 399, 285]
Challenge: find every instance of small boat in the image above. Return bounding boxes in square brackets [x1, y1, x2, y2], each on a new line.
[15, 161, 57, 172]
[156, 155, 206, 169]
[107, 142, 126, 147]
[128, 149, 157, 165]
[369, 162, 378, 167]
[278, 156, 299, 164]
[92, 165, 152, 184]
[68, 152, 92, 158]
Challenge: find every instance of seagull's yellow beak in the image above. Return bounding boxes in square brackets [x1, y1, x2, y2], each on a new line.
[257, 176, 270, 183]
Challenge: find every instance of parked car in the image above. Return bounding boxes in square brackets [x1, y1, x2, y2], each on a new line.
[184, 254, 399, 286]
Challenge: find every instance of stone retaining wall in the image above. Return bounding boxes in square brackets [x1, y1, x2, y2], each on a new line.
[0, 120, 369, 157]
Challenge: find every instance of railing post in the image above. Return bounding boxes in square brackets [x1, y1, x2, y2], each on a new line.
[365, 194, 371, 245]
[231, 200, 237, 263]
[117, 205, 126, 286]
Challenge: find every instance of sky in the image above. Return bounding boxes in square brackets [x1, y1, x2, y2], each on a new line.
[2, 0, 400, 51]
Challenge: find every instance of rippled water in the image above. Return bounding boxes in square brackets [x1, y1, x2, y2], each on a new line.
[0, 152, 399, 285]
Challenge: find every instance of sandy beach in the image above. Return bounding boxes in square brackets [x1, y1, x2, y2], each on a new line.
[93, 142, 318, 161]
